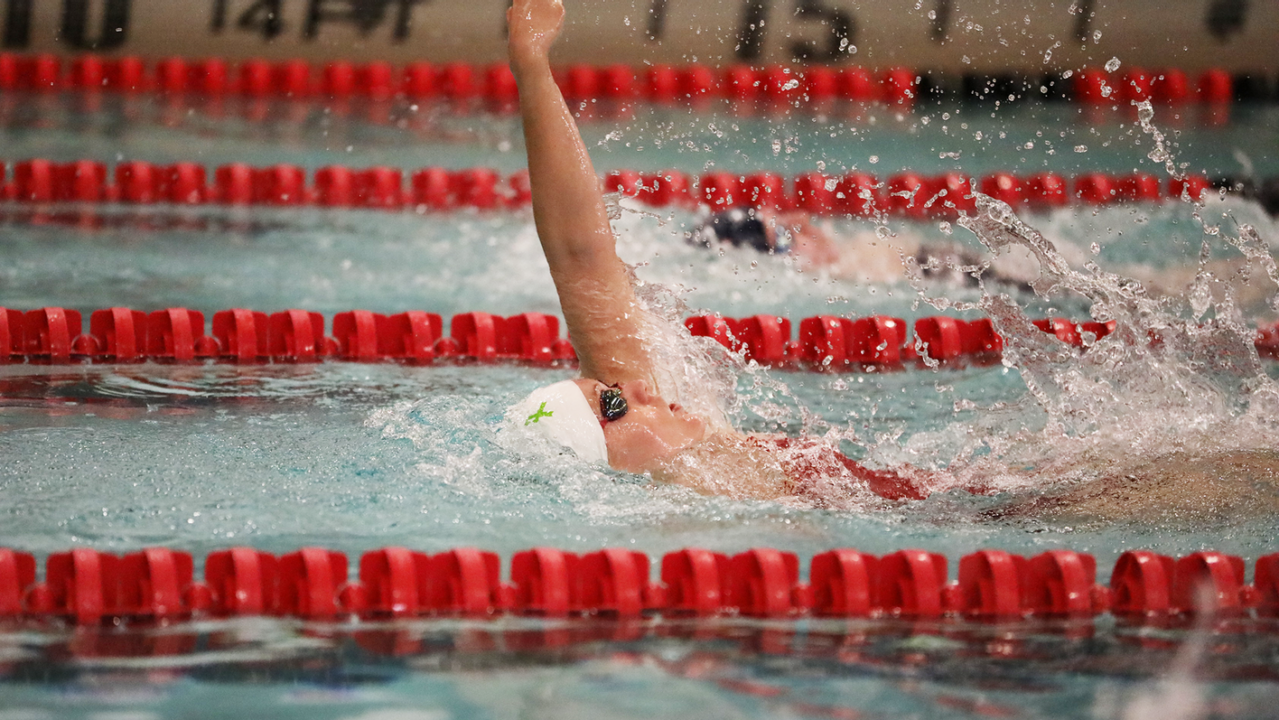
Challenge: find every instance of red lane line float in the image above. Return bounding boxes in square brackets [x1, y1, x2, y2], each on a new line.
[743, 172, 786, 209]
[957, 549, 1026, 618]
[1257, 553, 1279, 617]
[661, 548, 731, 617]
[119, 548, 199, 619]
[75, 307, 148, 362]
[727, 548, 806, 617]
[380, 311, 444, 363]
[1171, 551, 1250, 616]
[0, 549, 36, 617]
[211, 309, 269, 363]
[424, 547, 508, 615]
[146, 308, 211, 362]
[1198, 69, 1233, 104]
[699, 171, 740, 209]
[2, 308, 1273, 367]
[205, 547, 277, 616]
[35, 550, 120, 624]
[4, 546, 1279, 623]
[1025, 550, 1107, 616]
[277, 548, 349, 619]
[401, 61, 435, 99]
[0, 53, 1264, 108]
[810, 549, 877, 617]
[577, 549, 659, 617]
[510, 547, 577, 616]
[1110, 550, 1176, 616]
[269, 309, 330, 362]
[355, 547, 430, 617]
[878, 549, 951, 618]
[0, 160, 1254, 216]
[604, 169, 643, 197]
[795, 172, 838, 214]
[24, 307, 81, 364]
[1026, 172, 1069, 209]
[981, 173, 1023, 207]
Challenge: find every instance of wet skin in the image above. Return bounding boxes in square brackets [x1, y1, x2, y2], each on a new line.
[571, 378, 708, 474]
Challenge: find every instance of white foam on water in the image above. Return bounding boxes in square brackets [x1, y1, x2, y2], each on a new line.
[893, 113, 1279, 502]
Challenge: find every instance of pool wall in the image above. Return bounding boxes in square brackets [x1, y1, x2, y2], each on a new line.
[4, 0, 1278, 73]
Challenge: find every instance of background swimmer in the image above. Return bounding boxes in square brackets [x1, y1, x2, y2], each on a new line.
[689, 203, 1041, 289]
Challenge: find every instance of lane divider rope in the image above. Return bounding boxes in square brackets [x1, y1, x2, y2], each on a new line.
[0, 53, 1271, 107]
[1, 159, 1276, 217]
[2, 307, 1276, 368]
[1, 545, 1275, 624]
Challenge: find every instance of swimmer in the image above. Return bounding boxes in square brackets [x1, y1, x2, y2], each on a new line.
[690, 204, 1038, 290]
[688, 205, 841, 268]
[505, 0, 1279, 515]
[505, 0, 933, 505]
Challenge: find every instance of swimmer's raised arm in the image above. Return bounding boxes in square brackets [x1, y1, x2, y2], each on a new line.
[508, 0, 653, 385]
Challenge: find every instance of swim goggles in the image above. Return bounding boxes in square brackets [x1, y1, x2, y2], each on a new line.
[599, 386, 628, 424]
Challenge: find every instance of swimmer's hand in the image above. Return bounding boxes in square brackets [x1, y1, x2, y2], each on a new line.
[507, 0, 564, 71]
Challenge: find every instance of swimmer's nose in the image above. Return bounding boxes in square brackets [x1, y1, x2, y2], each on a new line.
[623, 380, 654, 404]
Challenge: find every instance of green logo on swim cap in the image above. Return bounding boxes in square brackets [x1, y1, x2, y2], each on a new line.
[525, 402, 554, 425]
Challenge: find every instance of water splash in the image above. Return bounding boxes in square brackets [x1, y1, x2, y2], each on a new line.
[906, 184, 1279, 503]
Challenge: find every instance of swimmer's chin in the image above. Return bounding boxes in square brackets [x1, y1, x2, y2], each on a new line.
[645, 431, 795, 502]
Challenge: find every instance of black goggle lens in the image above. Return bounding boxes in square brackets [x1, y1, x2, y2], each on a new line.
[599, 387, 628, 422]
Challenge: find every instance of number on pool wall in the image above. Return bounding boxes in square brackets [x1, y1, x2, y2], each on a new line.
[2, 0, 32, 47]
[212, 0, 430, 42]
[303, 0, 429, 40]
[789, 0, 854, 62]
[1205, 0, 1247, 41]
[212, 0, 283, 40]
[930, 0, 950, 42]
[735, 0, 768, 60]
[60, 0, 131, 50]
[0, 0, 1268, 65]
[1071, 0, 1095, 44]
[4, 0, 131, 49]
[735, 0, 856, 62]
[646, 0, 667, 42]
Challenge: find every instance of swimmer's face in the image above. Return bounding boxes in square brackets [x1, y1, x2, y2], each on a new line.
[573, 378, 707, 473]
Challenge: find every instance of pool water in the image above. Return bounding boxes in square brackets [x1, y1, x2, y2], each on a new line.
[1, 89, 1279, 718]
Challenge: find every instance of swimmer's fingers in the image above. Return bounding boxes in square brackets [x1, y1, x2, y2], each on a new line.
[507, 0, 565, 69]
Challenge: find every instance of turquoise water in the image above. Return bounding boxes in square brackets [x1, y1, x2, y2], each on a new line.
[0, 94, 1277, 178]
[0, 92, 1278, 718]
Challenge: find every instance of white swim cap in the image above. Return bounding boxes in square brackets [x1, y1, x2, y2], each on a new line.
[505, 380, 609, 465]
